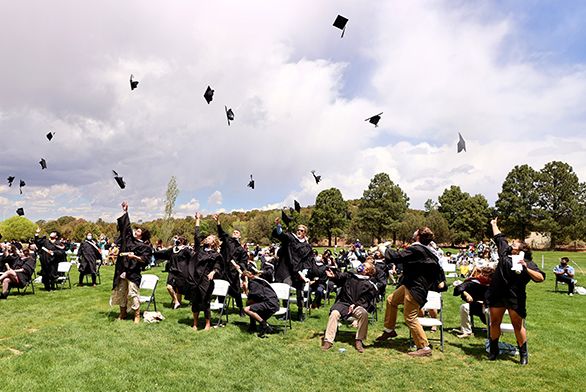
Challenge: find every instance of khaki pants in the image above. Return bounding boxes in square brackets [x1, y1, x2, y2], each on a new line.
[110, 278, 141, 310]
[384, 285, 428, 348]
[324, 306, 369, 343]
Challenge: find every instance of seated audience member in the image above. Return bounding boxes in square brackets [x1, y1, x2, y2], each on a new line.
[554, 257, 576, 296]
[321, 262, 378, 353]
[0, 248, 36, 298]
[452, 264, 494, 338]
[307, 253, 328, 309]
[242, 271, 280, 337]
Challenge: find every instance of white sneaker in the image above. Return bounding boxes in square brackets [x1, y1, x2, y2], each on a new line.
[569, 293, 574, 297]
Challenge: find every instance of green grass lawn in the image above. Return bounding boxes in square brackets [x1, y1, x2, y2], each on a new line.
[0, 251, 585, 392]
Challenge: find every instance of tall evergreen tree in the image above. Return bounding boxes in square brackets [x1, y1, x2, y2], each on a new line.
[310, 188, 348, 246]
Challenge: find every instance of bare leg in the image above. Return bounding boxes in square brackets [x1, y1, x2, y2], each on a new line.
[118, 306, 127, 320]
[167, 284, 179, 307]
[508, 309, 527, 346]
[489, 307, 506, 339]
[192, 311, 199, 331]
[244, 306, 263, 322]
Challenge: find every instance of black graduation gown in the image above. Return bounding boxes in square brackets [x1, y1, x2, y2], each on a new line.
[271, 228, 313, 288]
[307, 259, 328, 290]
[384, 243, 444, 307]
[248, 278, 279, 309]
[217, 224, 248, 291]
[330, 272, 378, 317]
[153, 246, 192, 289]
[485, 234, 545, 318]
[0, 254, 18, 272]
[260, 255, 275, 283]
[14, 256, 36, 287]
[372, 259, 389, 295]
[184, 226, 223, 310]
[34, 235, 65, 286]
[112, 212, 153, 289]
[78, 239, 102, 275]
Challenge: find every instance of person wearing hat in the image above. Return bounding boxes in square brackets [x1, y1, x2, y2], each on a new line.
[34, 229, 66, 291]
[321, 261, 378, 353]
[485, 218, 545, 365]
[554, 257, 576, 296]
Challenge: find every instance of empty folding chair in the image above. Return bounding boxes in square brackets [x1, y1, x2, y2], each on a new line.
[210, 279, 230, 327]
[139, 274, 159, 312]
[415, 291, 444, 351]
[56, 262, 72, 289]
[270, 282, 292, 333]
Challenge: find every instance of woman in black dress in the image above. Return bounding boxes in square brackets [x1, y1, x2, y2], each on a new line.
[486, 218, 545, 365]
[154, 236, 192, 309]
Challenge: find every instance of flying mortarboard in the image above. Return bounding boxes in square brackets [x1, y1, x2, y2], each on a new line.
[225, 106, 235, 126]
[294, 200, 301, 214]
[19, 179, 25, 194]
[365, 113, 383, 127]
[39, 158, 47, 170]
[333, 15, 348, 38]
[311, 170, 322, 184]
[457, 132, 466, 153]
[46, 132, 55, 141]
[16, 208, 25, 216]
[7, 176, 15, 187]
[204, 86, 214, 104]
[247, 174, 255, 190]
[112, 170, 126, 189]
[130, 74, 139, 90]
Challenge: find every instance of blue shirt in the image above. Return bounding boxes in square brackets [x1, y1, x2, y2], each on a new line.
[553, 264, 574, 277]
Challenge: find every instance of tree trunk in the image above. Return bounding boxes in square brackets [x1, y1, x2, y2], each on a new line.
[327, 231, 332, 247]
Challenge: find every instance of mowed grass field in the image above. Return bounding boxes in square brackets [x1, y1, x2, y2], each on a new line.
[0, 251, 585, 392]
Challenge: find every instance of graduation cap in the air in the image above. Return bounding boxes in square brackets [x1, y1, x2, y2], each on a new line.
[333, 15, 348, 38]
[39, 158, 47, 170]
[247, 174, 255, 190]
[294, 200, 301, 214]
[204, 86, 214, 104]
[19, 179, 25, 194]
[281, 209, 292, 226]
[112, 170, 126, 189]
[311, 170, 322, 184]
[46, 132, 55, 141]
[457, 132, 466, 153]
[130, 74, 139, 90]
[365, 113, 383, 127]
[225, 106, 235, 126]
[16, 208, 24, 216]
[7, 176, 15, 187]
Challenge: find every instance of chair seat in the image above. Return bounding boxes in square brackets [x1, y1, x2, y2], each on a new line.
[210, 302, 225, 311]
[500, 323, 515, 333]
[139, 296, 152, 303]
[273, 307, 287, 317]
[34, 276, 43, 284]
[418, 317, 443, 327]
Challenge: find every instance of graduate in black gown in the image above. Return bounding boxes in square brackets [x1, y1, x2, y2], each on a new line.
[153, 235, 192, 309]
[77, 233, 102, 286]
[271, 217, 313, 321]
[110, 201, 153, 324]
[34, 229, 66, 291]
[259, 247, 276, 283]
[372, 251, 390, 300]
[185, 212, 223, 331]
[0, 247, 36, 298]
[485, 218, 545, 365]
[307, 253, 329, 308]
[213, 214, 248, 316]
[242, 270, 280, 337]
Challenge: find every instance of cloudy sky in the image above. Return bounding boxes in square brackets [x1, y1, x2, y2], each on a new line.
[2, 0, 586, 222]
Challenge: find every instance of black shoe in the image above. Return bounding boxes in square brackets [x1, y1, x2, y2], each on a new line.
[258, 321, 273, 337]
[519, 341, 528, 365]
[488, 339, 499, 361]
[239, 309, 245, 317]
[297, 313, 306, 322]
[0, 292, 7, 299]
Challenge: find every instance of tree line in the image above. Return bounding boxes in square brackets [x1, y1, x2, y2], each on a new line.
[1, 161, 584, 250]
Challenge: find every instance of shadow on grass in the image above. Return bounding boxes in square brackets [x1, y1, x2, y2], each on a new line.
[450, 341, 520, 363]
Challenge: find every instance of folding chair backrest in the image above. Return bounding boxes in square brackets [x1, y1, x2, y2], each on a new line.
[422, 291, 442, 311]
[140, 274, 159, 290]
[57, 262, 71, 273]
[271, 283, 291, 301]
[212, 279, 230, 297]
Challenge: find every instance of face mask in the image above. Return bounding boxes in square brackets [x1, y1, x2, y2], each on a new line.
[356, 264, 365, 273]
[87, 235, 92, 240]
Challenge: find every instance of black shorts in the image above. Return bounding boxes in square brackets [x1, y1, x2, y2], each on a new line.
[249, 301, 279, 321]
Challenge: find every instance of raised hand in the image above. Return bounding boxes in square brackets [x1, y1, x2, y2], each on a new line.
[122, 201, 128, 212]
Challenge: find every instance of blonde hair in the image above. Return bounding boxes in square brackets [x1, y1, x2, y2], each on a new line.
[202, 234, 221, 250]
[363, 261, 376, 277]
[297, 225, 308, 234]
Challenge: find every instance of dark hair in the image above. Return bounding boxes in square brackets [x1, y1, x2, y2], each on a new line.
[561, 257, 569, 263]
[517, 241, 532, 260]
[139, 227, 151, 243]
[417, 227, 434, 246]
[177, 236, 187, 246]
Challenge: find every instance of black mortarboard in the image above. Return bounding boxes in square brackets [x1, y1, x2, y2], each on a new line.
[19, 179, 25, 194]
[457, 132, 466, 153]
[311, 170, 322, 184]
[365, 112, 383, 127]
[204, 86, 214, 104]
[294, 200, 301, 214]
[46, 132, 55, 141]
[112, 170, 126, 189]
[7, 176, 15, 187]
[130, 74, 139, 90]
[247, 174, 255, 190]
[39, 158, 47, 170]
[225, 106, 235, 126]
[281, 209, 292, 225]
[16, 207, 24, 216]
[333, 15, 348, 38]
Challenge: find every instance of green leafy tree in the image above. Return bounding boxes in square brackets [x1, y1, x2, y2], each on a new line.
[495, 164, 539, 239]
[537, 161, 580, 249]
[0, 216, 37, 241]
[310, 188, 348, 246]
[425, 209, 452, 244]
[355, 173, 409, 244]
[438, 186, 490, 244]
[396, 210, 426, 244]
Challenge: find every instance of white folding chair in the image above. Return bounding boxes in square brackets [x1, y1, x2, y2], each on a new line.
[139, 274, 159, 311]
[270, 283, 292, 333]
[442, 263, 458, 279]
[485, 308, 527, 355]
[415, 291, 444, 351]
[210, 279, 230, 326]
[56, 262, 72, 289]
